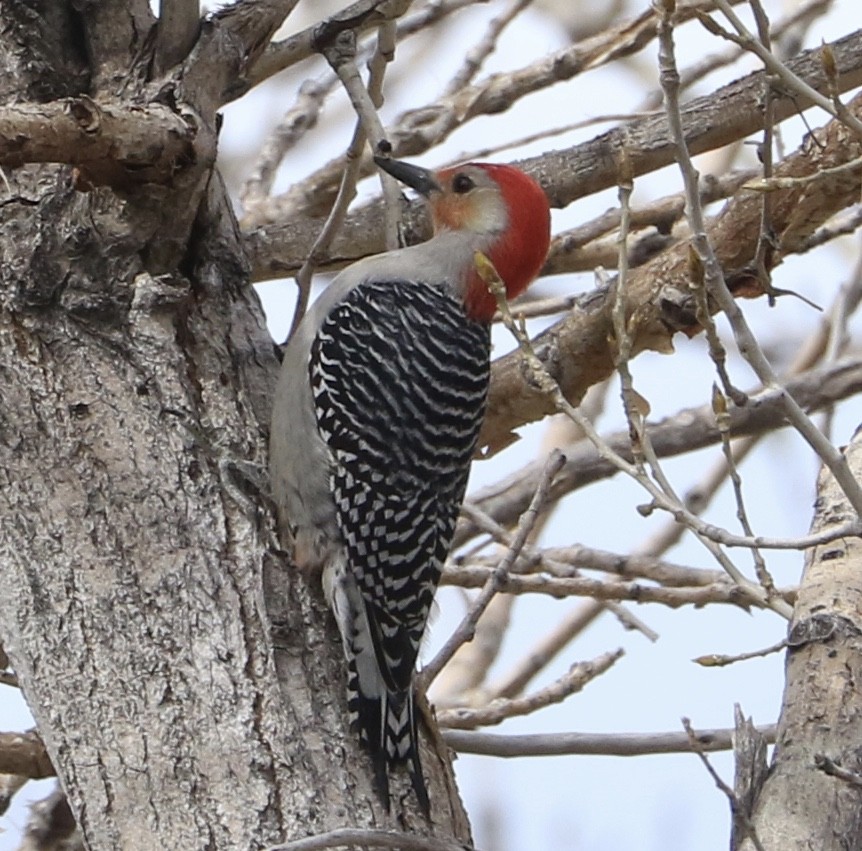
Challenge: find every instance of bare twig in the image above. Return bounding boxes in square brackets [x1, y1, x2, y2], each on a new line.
[326, 28, 400, 248]
[749, 0, 778, 306]
[247, 0, 411, 93]
[284, 22, 398, 342]
[443, 723, 778, 757]
[241, 74, 337, 211]
[706, 0, 862, 138]
[488, 603, 620, 700]
[694, 638, 788, 667]
[658, 0, 862, 520]
[456, 505, 661, 636]
[523, 545, 728, 587]
[442, 0, 533, 96]
[441, 568, 795, 609]
[711, 386, 774, 596]
[437, 649, 623, 729]
[744, 154, 862, 192]
[421, 450, 565, 687]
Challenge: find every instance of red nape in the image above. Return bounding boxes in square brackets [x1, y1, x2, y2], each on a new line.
[463, 164, 551, 323]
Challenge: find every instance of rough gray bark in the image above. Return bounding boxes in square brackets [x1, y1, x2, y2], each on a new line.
[0, 2, 469, 848]
[738, 425, 862, 850]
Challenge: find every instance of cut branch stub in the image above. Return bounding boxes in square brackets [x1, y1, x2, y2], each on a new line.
[0, 96, 210, 191]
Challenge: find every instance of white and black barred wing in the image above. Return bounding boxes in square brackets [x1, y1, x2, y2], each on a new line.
[309, 277, 490, 809]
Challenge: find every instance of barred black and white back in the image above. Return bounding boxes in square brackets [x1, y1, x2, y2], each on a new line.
[310, 278, 491, 813]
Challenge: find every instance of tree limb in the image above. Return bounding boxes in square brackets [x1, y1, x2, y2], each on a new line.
[0, 97, 208, 189]
[246, 0, 411, 94]
[0, 730, 54, 779]
[443, 724, 779, 757]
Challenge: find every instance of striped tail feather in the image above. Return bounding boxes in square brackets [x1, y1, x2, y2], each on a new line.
[347, 656, 430, 815]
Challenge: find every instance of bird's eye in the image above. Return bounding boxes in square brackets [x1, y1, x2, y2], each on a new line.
[452, 173, 475, 194]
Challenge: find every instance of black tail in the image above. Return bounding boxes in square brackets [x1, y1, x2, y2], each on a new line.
[347, 658, 430, 816]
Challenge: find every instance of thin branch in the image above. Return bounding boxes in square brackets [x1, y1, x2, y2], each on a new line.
[712, 385, 776, 597]
[441, 568, 795, 609]
[421, 450, 565, 687]
[638, 0, 832, 112]
[659, 0, 862, 520]
[744, 153, 862, 192]
[456, 505, 661, 638]
[326, 28, 401, 249]
[247, 0, 411, 93]
[285, 23, 397, 341]
[443, 723, 778, 757]
[437, 649, 623, 729]
[442, 0, 533, 96]
[488, 603, 618, 700]
[542, 168, 756, 277]
[523, 545, 730, 587]
[694, 638, 787, 668]
[707, 0, 862, 138]
[241, 73, 337, 211]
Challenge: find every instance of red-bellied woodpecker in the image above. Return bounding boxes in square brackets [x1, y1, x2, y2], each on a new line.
[269, 156, 551, 813]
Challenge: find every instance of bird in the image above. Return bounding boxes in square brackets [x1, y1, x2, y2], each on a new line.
[269, 155, 551, 814]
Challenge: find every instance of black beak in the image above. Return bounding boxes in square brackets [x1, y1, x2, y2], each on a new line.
[373, 156, 441, 197]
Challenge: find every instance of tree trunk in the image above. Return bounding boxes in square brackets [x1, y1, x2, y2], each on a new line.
[739, 424, 862, 849]
[0, 3, 470, 847]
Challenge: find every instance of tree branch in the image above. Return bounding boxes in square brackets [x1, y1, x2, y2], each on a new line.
[443, 724, 778, 758]
[437, 649, 623, 729]
[0, 730, 54, 779]
[440, 569, 795, 610]
[0, 97, 208, 189]
[246, 0, 411, 94]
